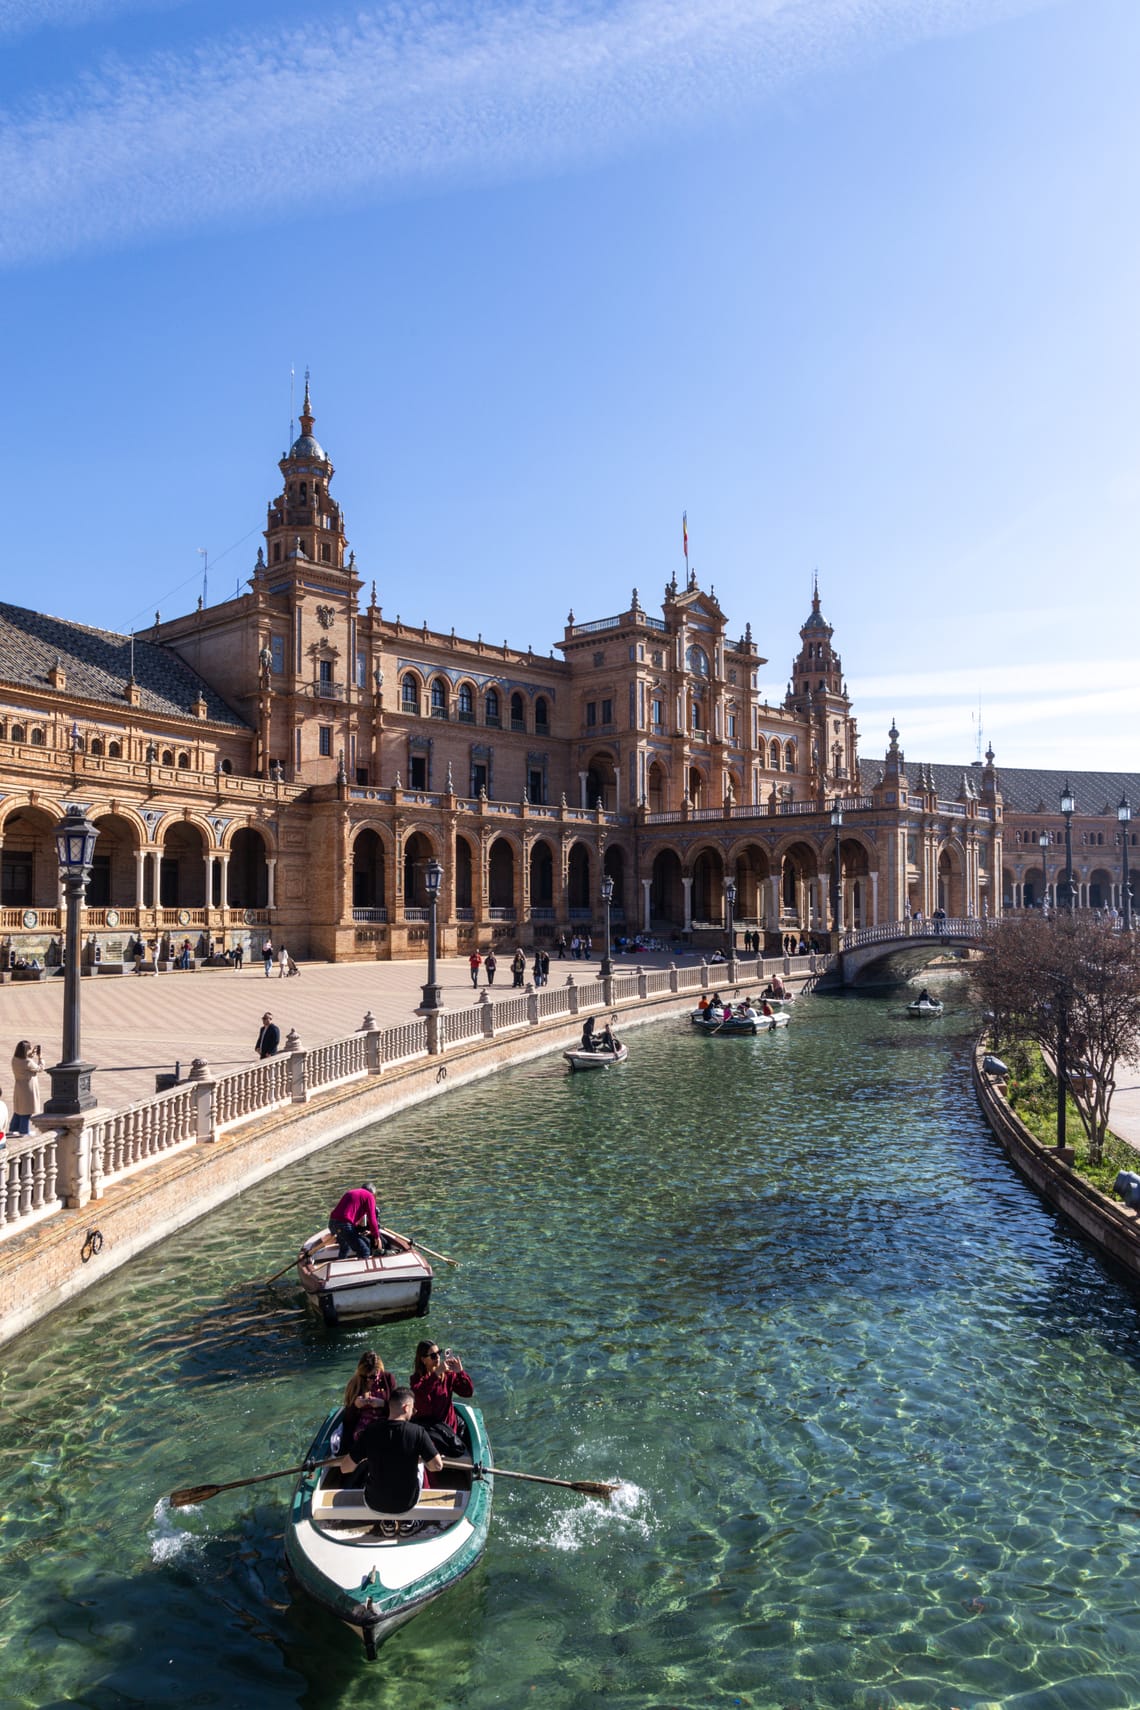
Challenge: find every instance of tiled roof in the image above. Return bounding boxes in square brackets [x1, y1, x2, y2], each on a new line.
[859, 757, 1140, 817]
[0, 603, 248, 728]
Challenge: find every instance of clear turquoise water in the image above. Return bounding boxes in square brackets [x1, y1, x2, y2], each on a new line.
[4, 989, 1140, 1709]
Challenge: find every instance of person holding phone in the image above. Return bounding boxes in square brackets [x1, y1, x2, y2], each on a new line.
[410, 1340, 474, 1455]
[10, 1040, 43, 1135]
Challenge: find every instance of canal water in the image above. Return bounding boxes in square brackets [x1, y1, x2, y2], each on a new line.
[4, 990, 1140, 1709]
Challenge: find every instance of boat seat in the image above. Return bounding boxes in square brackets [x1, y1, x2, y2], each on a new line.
[312, 1486, 465, 1525]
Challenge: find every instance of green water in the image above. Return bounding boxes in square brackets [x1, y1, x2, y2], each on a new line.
[4, 990, 1140, 1709]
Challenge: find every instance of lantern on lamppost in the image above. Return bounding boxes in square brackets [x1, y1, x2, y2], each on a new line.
[1038, 830, 1050, 913]
[724, 876, 736, 961]
[830, 805, 844, 934]
[1060, 782, 1076, 912]
[1120, 795, 1133, 930]
[44, 805, 100, 1116]
[418, 858, 445, 1013]
[600, 874, 615, 977]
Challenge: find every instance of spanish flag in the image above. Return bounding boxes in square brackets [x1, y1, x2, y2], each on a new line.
[683, 511, 689, 562]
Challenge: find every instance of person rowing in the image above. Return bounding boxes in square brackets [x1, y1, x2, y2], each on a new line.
[328, 1182, 382, 1260]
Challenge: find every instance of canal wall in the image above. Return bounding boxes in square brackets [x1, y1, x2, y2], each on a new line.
[0, 957, 814, 1347]
[972, 1038, 1140, 1281]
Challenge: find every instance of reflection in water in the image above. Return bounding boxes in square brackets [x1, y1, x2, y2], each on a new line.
[5, 987, 1140, 1707]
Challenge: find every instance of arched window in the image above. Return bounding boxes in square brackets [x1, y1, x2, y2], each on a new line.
[108, 739, 121, 758]
[686, 644, 709, 677]
[430, 678, 449, 719]
[161, 749, 174, 766]
[510, 692, 525, 731]
[11, 724, 25, 743]
[90, 737, 104, 757]
[219, 758, 233, 775]
[784, 741, 796, 772]
[769, 740, 781, 770]
[485, 688, 501, 727]
[178, 752, 191, 769]
[691, 701, 703, 731]
[457, 683, 475, 723]
[401, 674, 420, 714]
[535, 695, 549, 733]
[30, 728, 45, 746]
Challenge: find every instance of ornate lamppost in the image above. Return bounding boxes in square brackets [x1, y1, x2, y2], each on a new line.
[1120, 795, 1133, 929]
[1060, 782, 1076, 912]
[600, 874, 615, 977]
[1038, 830, 1050, 912]
[830, 805, 843, 935]
[724, 876, 736, 962]
[418, 858, 444, 1012]
[44, 805, 100, 1116]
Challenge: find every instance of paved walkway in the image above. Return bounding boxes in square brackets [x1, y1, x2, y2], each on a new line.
[0, 951, 681, 1112]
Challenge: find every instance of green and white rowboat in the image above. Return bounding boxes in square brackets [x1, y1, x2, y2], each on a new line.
[284, 1399, 493, 1660]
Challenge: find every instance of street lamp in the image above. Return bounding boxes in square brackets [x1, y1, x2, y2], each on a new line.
[830, 805, 843, 934]
[44, 805, 99, 1116]
[724, 876, 736, 960]
[600, 873, 615, 977]
[1060, 782, 1076, 912]
[1038, 830, 1050, 912]
[1119, 796, 1133, 929]
[418, 858, 444, 1012]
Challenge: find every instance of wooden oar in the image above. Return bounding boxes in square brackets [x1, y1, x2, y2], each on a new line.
[262, 1253, 303, 1286]
[169, 1456, 339, 1509]
[395, 1234, 460, 1268]
[440, 1456, 620, 1500]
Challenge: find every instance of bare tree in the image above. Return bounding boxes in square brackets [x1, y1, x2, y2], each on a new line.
[975, 914, 1140, 1165]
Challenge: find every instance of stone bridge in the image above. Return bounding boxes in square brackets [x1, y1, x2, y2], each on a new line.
[835, 917, 990, 987]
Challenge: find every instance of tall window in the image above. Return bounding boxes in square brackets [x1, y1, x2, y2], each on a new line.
[319, 727, 332, 756]
[430, 679, 448, 719]
[769, 740, 781, 770]
[510, 692, 525, 731]
[458, 684, 475, 723]
[535, 696, 549, 733]
[401, 674, 420, 714]
[485, 688, 501, 727]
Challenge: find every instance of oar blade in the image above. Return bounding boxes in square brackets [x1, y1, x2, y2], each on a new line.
[569, 1479, 621, 1500]
[169, 1484, 219, 1509]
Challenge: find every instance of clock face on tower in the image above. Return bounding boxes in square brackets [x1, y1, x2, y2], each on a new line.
[686, 644, 709, 678]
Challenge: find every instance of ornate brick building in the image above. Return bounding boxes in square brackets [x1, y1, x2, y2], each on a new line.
[0, 386, 1132, 967]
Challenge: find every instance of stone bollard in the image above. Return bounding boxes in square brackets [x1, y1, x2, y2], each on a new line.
[669, 962, 678, 993]
[565, 974, 580, 1015]
[188, 1060, 217, 1143]
[359, 1012, 383, 1075]
[700, 960, 709, 990]
[480, 989, 495, 1040]
[39, 1113, 93, 1209]
[637, 966, 648, 1000]
[285, 1031, 307, 1103]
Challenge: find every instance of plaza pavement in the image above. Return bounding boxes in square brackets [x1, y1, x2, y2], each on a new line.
[0, 951, 660, 1114]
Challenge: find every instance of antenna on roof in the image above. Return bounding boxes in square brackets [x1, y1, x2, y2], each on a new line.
[130, 630, 135, 680]
[973, 695, 984, 764]
[290, 364, 295, 447]
[198, 547, 208, 608]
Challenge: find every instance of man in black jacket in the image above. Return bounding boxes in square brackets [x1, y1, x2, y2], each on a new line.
[337, 1387, 443, 1514]
[255, 1013, 280, 1058]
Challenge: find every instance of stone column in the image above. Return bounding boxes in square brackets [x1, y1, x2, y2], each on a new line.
[204, 850, 215, 911]
[769, 876, 780, 932]
[134, 850, 146, 911]
[219, 853, 231, 911]
[613, 767, 621, 812]
[266, 856, 277, 910]
[870, 870, 879, 925]
[578, 770, 589, 809]
[681, 875, 693, 931]
[641, 877, 652, 932]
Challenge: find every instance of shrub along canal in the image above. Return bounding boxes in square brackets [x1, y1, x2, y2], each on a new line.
[4, 988, 1140, 1709]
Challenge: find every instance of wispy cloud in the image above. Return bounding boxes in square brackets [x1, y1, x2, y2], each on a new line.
[0, 0, 1046, 265]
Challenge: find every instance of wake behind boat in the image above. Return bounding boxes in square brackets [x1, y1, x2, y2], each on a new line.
[297, 1228, 433, 1326]
[285, 1399, 493, 1660]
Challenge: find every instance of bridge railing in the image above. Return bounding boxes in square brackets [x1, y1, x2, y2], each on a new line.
[840, 917, 992, 951]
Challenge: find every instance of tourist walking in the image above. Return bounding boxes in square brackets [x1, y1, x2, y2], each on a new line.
[539, 948, 550, 986]
[278, 943, 289, 977]
[255, 1013, 280, 1058]
[556, 934, 567, 959]
[532, 948, 543, 987]
[469, 950, 482, 988]
[233, 939, 244, 970]
[9, 1040, 43, 1136]
[262, 938, 274, 977]
[511, 947, 526, 988]
[484, 949, 497, 986]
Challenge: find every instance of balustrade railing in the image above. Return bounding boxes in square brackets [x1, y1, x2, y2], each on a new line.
[840, 916, 987, 951]
[0, 1130, 62, 1236]
[492, 995, 530, 1030]
[383, 1020, 428, 1064]
[308, 1034, 369, 1091]
[92, 1084, 199, 1189]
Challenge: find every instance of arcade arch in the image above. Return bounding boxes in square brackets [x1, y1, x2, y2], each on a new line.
[352, 827, 386, 911]
[529, 840, 554, 909]
[650, 847, 684, 928]
[1, 805, 60, 908]
[488, 836, 516, 911]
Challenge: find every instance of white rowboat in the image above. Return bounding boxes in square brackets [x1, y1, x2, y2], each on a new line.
[296, 1228, 433, 1326]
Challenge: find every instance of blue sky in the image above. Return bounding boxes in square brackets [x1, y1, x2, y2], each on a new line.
[4, 0, 1138, 772]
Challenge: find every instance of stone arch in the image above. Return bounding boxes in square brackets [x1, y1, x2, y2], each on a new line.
[228, 825, 270, 909]
[584, 752, 617, 811]
[775, 839, 820, 930]
[403, 829, 438, 907]
[567, 839, 593, 910]
[529, 837, 555, 908]
[453, 833, 476, 910]
[352, 826, 387, 910]
[687, 764, 708, 808]
[1088, 866, 1115, 911]
[838, 834, 873, 929]
[603, 843, 626, 911]
[534, 694, 550, 734]
[86, 810, 141, 908]
[936, 839, 967, 916]
[727, 840, 771, 925]
[691, 844, 725, 925]
[160, 819, 208, 908]
[768, 739, 781, 771]
[488, 835, 515, 910]
[784, 740, 797, 772]
[650, 846, 684, 927]
[0, 804, 61, 908]
[647, 758, 669, 814]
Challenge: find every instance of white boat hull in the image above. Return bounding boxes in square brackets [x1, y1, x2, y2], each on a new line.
[297, 1229, 433, 1326]
[563, 1044, 628, 1070]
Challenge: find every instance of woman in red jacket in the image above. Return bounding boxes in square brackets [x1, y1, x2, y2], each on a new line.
[411, 1340, 474, 1453]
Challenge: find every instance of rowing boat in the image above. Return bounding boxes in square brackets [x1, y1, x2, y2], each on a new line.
[285, 1400, 493, 1659]
[296, 1228, 433, 1326]
[563, 1042, 629, 1071]
[905, 997, 944, 1017]
[690, 1007, 790, 1035]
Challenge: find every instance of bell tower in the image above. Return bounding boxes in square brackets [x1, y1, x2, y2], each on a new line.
[259, 374, 350, 580]
[785, 577, 857, 794]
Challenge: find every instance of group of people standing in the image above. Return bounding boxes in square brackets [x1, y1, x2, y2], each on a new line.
[468, 947, 552, 988]
[261, 939, 300, 978]
[556, 934, 592, 959]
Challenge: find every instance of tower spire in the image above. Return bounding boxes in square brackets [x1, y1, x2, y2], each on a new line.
[299, 368, 314, 437]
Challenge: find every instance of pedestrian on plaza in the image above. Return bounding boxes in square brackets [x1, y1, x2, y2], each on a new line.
[584, 934, 593, 960]
[148, 937, 161, 972]
[278, 943, 289, 977]
[511, 947, 526, 988]
[532, 949, 543, 987]
[484, 950, 497, 986]
[9, 1040, 43, 1136]
[539, 948, 550, 986]
[179, 938, 192, 970]
[469, 950, 482, 988]
[262, 937, 274, 977]
[255, 1012, 280, 1058]
[556, 934, 567, 959]
[233, 939, 244, 970]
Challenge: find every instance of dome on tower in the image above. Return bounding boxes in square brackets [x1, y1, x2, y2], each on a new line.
[802, 578, 831, 633]
[288, 429, 327, 463]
